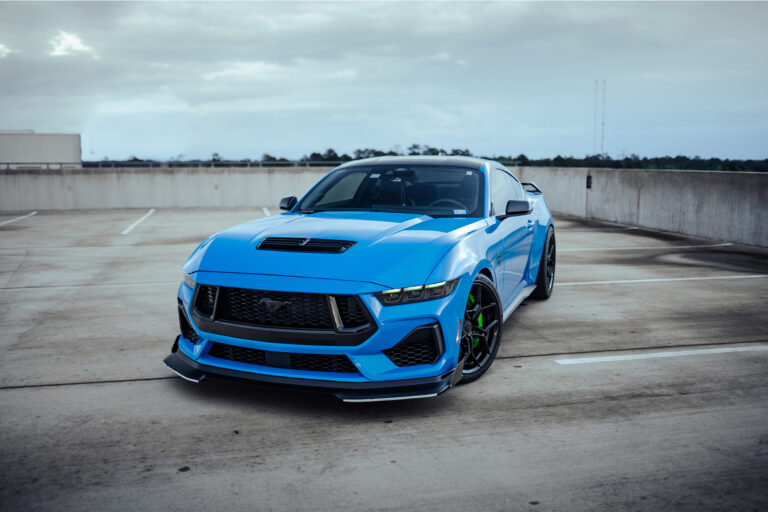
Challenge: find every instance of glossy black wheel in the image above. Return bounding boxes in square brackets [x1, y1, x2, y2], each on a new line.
[531, 226, 555, 300]
[459, 274, 503, 384]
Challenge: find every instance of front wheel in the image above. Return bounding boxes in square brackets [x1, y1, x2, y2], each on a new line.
[458, 274, 503, 384]
[531, 225, 555, 300]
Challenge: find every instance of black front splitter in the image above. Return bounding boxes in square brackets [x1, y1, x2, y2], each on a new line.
[163, 339, 457, 402]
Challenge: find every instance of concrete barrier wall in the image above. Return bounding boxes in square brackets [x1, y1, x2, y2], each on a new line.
[1, 165, 766, 246]
[0, 167, 333, 211]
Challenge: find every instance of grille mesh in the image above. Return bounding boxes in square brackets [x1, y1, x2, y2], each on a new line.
[208, 342, 266, 366]
[178, 310, 199, 344]
[195, 285, 217, 315]
[207, 342, 357, 373]
[335, 295, 370, 328]
[384, 328, 441, 367]
[217, 287, 334, 329]
[195, 285, 372, 332]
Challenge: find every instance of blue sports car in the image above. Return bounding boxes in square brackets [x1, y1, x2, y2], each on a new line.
[164, 156, 555, 401]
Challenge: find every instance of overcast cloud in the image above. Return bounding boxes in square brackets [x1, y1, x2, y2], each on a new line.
[0, 1, 766, 160]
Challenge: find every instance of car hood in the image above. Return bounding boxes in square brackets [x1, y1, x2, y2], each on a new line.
[184, 211, 485, 288]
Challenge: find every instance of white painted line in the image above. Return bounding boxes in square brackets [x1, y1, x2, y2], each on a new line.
[121, 208, 155, 235]
[556, 345, 768, 365]
[262, 207, 271, 217]
[558, 274, 768, 286]
[0, 211, 37, 226]
[560, 242, 732, 252]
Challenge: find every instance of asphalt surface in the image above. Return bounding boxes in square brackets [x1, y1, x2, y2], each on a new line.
[1, 208, 766, 511]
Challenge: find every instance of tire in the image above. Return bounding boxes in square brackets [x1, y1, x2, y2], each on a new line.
[531, 225, 555, 300]
[458, 274, 503, 384]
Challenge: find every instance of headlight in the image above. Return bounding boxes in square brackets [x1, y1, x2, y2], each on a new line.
[183, 272, 195, 289]
[375, 278, 459, 306]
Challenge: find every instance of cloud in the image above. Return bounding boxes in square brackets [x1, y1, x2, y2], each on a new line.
[429, 52, 451, 62]
[203, 61, 282, 81]
[50, 31, 96, 57]
[0, 43, 14, 58]
[0, 2, 766, 159]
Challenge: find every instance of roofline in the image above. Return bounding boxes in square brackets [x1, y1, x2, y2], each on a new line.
[337, 155, 498, 170]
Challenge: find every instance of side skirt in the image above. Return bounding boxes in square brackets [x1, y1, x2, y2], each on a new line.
[502, 285, 536, 322]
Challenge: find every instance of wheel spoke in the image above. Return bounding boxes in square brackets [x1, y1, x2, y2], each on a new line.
[461, 279, 501, 375]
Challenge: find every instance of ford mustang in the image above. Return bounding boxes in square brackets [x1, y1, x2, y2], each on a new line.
[163, 156, 556, 401]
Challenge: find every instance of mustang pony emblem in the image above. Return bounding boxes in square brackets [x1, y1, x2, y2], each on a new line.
[258, 297, 293, 313]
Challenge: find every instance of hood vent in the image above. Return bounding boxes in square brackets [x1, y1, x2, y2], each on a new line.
[257, 237, 356, 254]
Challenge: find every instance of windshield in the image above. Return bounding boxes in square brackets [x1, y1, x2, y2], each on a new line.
[295, 165, 485, 217]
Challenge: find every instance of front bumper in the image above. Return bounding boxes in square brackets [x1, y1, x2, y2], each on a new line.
[164, 336, 460, 401]
[167, 272, 469, 400]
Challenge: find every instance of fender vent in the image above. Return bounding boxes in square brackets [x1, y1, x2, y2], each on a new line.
[257, 237, 356, 254]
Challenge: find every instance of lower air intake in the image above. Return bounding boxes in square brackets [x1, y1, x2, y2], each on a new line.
[384, 324, 443, 367]
[207, 342, 358, 374]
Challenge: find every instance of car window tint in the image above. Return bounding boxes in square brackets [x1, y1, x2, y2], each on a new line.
[298, 165, 485, 217]
[509, 172, 524, 200]
[314, 171, 367, 208]
[491, 168, 515, 214]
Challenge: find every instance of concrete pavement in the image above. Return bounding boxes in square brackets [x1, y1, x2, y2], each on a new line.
[0, 208, 766, 511]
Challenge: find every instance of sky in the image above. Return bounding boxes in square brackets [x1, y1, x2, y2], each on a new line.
[0, 1, 766, 161]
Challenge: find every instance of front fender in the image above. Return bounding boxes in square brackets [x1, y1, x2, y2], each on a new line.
[426, 218, 501, 288]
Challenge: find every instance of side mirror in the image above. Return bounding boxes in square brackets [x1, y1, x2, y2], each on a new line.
[497, 199, 532, 219]
[279, 196, 297, 211]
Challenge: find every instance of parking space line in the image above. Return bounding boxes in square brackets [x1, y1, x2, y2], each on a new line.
[558, 274, 768, 286]
[121, 208, 156, 235]
[560, 242, 732, 252]
[556, 345, 768, 365]
[0, 211, 37, 226]
[262, 207, 271, 217]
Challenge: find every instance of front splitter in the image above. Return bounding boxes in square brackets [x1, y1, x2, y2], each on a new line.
[163, 338, 457, 402]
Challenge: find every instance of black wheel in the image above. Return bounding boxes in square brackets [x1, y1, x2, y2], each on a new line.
[458, 274, 503, 384]
[531, 225, 555, 300]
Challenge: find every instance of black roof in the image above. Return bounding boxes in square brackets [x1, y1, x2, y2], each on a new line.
[337, 155, 492, 170]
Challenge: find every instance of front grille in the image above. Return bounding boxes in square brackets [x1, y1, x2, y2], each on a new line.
[335, 295, 369, 328]
[207, 342, 358, 373]
[384, 325, 442, 367]
[196, 285, 216, 315]
[257, 237, 357, 254]
[178, 309, 199, 344]
[194, 285, 373, 332]
[217, 287, 334, 329]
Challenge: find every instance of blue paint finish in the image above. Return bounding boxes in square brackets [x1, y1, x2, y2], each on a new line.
[173, 157, 553, 393]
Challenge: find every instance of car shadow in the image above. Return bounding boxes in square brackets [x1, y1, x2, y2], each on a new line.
[164, 374, 458, 420]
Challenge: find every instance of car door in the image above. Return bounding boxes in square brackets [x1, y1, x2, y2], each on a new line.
[491, 168, 534, 306]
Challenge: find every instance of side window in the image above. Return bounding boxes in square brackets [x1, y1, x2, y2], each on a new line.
[509, 173, 524, 200]
[491, 168, 516, 214]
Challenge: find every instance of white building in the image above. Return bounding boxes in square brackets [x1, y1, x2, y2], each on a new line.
[0, 130, 81, 169]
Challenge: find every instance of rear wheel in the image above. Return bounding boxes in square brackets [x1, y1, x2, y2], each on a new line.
[531, 226, 555, 300]
[459, 274, 503, 384]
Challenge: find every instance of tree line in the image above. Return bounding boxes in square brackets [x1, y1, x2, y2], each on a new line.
[88, 144, 768, 172]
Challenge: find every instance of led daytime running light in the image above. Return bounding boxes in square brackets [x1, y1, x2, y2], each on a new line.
[375, 278, 459, 305]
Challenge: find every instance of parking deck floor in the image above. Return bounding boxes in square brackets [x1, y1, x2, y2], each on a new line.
[1, 208, 766, 511]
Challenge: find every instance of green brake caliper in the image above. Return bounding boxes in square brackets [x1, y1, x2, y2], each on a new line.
[468, 293, 482, 348]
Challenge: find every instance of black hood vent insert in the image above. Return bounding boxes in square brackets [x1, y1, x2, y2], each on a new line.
[257, 237, 356, 254]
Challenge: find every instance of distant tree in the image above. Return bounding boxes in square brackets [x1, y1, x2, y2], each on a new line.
[211, 152, 222, 162]
[407, 144, 422, 156]
[262, 153, 277, 162]
[449, 148, 472, 156]
[516, 154, 530, 166]
[323, 148, 340, 161]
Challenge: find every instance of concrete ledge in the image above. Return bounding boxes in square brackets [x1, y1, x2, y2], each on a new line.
[1, 165, 765, 247]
